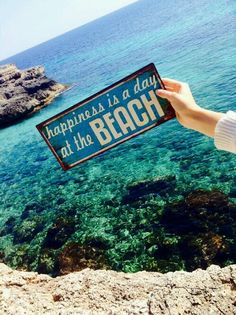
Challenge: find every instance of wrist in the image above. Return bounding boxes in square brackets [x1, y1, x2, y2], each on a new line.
[190, 108, 225, 137]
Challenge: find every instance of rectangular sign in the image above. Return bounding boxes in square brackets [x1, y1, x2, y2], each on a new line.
[36, 63, 175, 170]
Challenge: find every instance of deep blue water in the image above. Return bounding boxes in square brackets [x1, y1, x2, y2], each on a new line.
[0, 0, 236, 274]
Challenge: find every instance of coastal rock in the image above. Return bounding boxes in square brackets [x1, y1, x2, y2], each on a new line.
[0, 64, 67, 126]
[0, 263, 235, 314]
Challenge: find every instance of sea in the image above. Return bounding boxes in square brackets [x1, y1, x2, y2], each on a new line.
[0, 0, 236, 275]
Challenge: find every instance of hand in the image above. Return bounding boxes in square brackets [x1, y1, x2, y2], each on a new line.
[157, 78, 202, 129]
[157, 78, 224, 137]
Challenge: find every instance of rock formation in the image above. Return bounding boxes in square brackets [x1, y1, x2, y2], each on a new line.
[0, 64, 67, 127]
[0, 263, 235, 314]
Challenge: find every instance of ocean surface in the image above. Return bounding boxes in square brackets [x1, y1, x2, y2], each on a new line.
[0, 0, 236, 275]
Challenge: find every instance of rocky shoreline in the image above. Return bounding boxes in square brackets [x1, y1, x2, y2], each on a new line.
[0, 64, 67, 127]
[0, 263, 235, 314]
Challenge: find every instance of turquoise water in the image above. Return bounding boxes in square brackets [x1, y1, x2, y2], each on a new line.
[0, 0, 236, 275]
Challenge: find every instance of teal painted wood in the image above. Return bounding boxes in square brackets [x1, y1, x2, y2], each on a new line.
[36, 64, 175, 170]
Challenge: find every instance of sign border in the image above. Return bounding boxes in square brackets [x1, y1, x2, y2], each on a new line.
[36, 63, 175, 170]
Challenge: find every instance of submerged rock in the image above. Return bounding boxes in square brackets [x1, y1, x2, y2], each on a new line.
[0, 64, 67, 126]
[58, 242, 110, 275]
[0, 263, 235, 314]
[0, 216, 16, 236]
[13, 216, 45, 244]
[122, 175, 176, 204]
[42, 217, 76, 250]
[160, 190, 236, 270]
[21, 202, 45, 220]
[1, 187, 236, 277]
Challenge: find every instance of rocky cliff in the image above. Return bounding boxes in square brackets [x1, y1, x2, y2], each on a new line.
[0, 263, 235, 315]
[0, 64, 67, 127]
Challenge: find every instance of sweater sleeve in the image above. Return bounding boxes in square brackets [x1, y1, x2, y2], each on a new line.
[214, 110, 236, 154]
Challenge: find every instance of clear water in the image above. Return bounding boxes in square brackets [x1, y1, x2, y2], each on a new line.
[0, 0, 236, 275]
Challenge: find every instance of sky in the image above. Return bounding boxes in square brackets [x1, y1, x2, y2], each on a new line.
[0, 0, 138, 61]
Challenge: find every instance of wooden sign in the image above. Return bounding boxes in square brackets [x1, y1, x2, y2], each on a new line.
[36, 64, 175, 170]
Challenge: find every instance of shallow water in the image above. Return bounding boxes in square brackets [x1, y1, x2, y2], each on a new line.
[0, 0, 236, 274]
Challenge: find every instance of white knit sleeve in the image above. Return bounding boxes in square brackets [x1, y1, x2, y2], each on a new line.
[214, 111, 236, 154]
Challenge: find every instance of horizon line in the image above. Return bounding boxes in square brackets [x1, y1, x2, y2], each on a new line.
[0, 0, 140, 64]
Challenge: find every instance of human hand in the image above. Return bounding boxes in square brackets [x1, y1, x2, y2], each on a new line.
[157, 78, 202, 130]
[157, 78, 224, 137]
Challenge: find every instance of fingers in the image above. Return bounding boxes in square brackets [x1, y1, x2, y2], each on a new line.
[156, 89, 177, 101]
[161, 79, 181, 93]
[162, 78, 189, 93]
[162, 78, 182, 87]
[162, 85, 176, 92]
